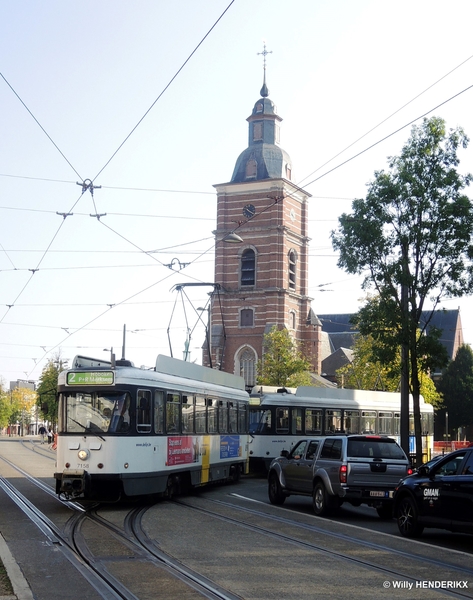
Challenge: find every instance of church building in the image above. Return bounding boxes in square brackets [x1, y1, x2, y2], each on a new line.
[204, 66, 322, 389]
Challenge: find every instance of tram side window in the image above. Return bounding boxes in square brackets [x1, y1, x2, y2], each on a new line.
[361, 411, 377, 434]
[154, 391, 164, 434]
[195, 396, 206, 433]
[166, 393, 180, 434]
[325, 410, 342, 434]
[229, 402, 238, 433]
[378, 411, 393, 435]
[238, 401, 248, 433]
[218, 401, 228, 433]
[182, 395, 194, 433]
[276, 408, 289, 434]
[409, 413, 414, 435]
[421, 411, 432, 435]
[137, 390, 152, 433]
[292, 408, 303, 435]
[305, 409, 322, 434]
[394, 412, 400, 436]
[343, 410, 360, 434]
[207, 399, 217, 433]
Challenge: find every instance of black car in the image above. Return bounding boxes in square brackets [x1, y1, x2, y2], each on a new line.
[393, 448, 473, 537]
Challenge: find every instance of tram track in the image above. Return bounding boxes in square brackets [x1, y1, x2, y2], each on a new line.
[0, 454, 243, 600]
[173, 495, 473, 599]
[2, 444, 473, 599]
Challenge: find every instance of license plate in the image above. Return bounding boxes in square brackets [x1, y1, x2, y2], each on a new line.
[370, 491, 387, 498]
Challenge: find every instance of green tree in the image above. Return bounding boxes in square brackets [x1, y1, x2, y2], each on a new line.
[257, 326, 312, 387]
[332, 117, 473, 463]
[337, 332, 400, 392]
[36, 354, 68, 424]
[437, 345, 473, 438]
[0, 379, 11, 430]
[337, 330, 442, 408]
[10, 387, 37, 435]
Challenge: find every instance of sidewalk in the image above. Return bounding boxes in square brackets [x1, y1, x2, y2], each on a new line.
[0, 534, 33, 600]
[0, 437, 42, 600]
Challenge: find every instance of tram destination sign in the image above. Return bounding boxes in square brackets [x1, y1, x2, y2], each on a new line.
[67, 371, 115, 386]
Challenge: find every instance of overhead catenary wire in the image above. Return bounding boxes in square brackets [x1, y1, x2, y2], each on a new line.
[2, 12, 472, 380]
[92, 0, 236, 182]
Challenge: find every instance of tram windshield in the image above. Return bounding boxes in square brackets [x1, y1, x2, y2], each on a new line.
[60, 391, 131, 434]
[249, 408, 271, 433]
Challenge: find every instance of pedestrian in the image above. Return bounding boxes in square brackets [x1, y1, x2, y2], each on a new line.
[47, 427, 53, 445]
[38, 425, 47, 444]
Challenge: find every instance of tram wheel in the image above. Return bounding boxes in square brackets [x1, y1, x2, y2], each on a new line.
[165, 475, 179, 499]
[230, 464, 241, 483]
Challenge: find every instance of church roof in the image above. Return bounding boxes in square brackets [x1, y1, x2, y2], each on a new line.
[317, 310, 462, 361]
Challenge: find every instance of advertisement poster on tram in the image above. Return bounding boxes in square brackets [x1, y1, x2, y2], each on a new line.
[167, 436, 199, 465]
[220, 435, 241, 459]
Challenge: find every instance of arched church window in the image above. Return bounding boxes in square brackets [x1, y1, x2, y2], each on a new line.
[245, 158, 257, 179]
[288, 250, 297, 290]
[241, 249, 255, 286]
[238, 347, 257, 388]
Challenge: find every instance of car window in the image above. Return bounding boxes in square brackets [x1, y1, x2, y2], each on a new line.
[461, 452, 473, 475]
[433, 453, 466, 476]
[347, 439, 405, 459]
[306, 441, 319, 460]
[320, 438, 342, 460]
[289, 440, 307, 460]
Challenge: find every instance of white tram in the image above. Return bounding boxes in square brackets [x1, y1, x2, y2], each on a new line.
[54, 355, 250, 501]
[248, 386, 434, 471]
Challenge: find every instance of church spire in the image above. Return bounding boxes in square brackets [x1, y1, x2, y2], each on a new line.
[257, 41, 272, 98]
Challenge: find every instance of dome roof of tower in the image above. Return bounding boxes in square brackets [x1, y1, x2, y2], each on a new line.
[231, 143, 292, 183]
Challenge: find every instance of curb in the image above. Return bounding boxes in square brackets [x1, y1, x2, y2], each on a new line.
[0, 535, 33, 600]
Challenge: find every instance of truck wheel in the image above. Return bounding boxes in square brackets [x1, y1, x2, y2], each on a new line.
[268, 472, 286, 505]
[312, 482, 334, 516]
[396, 495, 424, 538]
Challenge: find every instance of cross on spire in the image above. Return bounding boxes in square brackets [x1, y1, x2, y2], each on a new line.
[257, 41, 272, 98]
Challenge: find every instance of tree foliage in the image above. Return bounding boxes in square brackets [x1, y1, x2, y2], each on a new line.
[436, 345, 473, 436]
[257, 326, 312, 387]
[337, 329, 442, 408]
[331, 117, 473, 461]
[36, 354, 68, 424]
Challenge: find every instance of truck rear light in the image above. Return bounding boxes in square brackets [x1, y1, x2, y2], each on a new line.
[339, 464, 347, 483]
[407, 467, 413, 475]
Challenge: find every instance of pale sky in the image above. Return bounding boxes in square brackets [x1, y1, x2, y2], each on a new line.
[2, 0, 473, 385]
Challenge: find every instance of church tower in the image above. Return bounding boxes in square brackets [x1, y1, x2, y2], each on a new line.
[207, 52, 322, 387]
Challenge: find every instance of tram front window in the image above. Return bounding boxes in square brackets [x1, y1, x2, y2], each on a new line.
[62, 392, 129, 434]
[249, 409, 271, 433]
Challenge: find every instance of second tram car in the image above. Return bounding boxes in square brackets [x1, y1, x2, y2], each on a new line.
[54, 354, 249, 501]
[248, 386, 434, 471]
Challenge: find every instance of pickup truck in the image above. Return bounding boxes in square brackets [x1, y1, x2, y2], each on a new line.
[267, 435, 412, 519]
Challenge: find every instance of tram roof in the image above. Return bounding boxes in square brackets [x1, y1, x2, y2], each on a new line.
[250, 385, 433, 412]
[66, 354, 248, 399]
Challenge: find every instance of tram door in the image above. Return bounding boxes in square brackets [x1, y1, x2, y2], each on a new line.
[201, 435, 211, 484]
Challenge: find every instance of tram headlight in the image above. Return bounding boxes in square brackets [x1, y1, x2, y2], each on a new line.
[78, 449, 89, 461]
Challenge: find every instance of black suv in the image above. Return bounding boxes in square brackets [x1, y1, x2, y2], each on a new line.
[393, 448, 473, 537]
